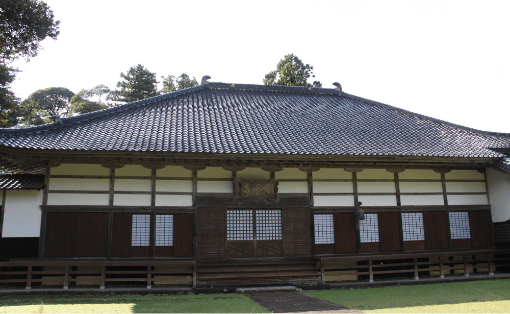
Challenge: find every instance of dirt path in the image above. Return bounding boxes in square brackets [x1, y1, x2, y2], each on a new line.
[246, 292, 361, 313]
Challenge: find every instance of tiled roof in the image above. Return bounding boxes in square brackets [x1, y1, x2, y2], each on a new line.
[495, 157, 510, 173]
[0, 82, 509, 158]
[0, 175, 45, 190]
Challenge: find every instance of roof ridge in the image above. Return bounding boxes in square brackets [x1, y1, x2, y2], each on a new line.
[0, 84, 208, 135]
[342, 92, 510, 139]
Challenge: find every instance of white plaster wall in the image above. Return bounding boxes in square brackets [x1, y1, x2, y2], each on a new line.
[156, 180, 192, 192]
[115, 165, 151, 177]
[400, 195, 444, 206]
[314, 195, 354, 206]
[445, 170, 485, 180]
[49, 178, 109, 191]
[357, 169, 393, 180]
[275, 168, 307, 180]
[51, 164, 109, 176]
[399, 182, 443, 193]
[156, 195, 192, 207]
[158, 166, 192, 178]
[314, 168, 350, 180]
[197, 181, 233, 193]
[358, 195, 397, 206]
[357, 182, 395, 193]
[198, 167, 231, 178]
[3, 190, 43, 237]
[445, 182, 486, 193]
[399, 169, 440, 180]
[447, 195, 488, 205]
[313, 182, 353, 193]
[237, 168, 270, 180]
[47, 193, 109, 206]
[113, 194, 151, 206]
[278, 182, 308, 194]
[114, 179, 151, 192]
[487, 168, 510, 222]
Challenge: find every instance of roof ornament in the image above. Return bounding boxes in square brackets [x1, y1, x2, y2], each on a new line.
[332, 82, 342, 93]
[201, 75, 211, 85]
[49, 115, 63, 125]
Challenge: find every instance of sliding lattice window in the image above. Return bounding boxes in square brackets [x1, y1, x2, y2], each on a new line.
[449, 211, 471, 239]
[256, 210, 282, 240]
[360, 213, 379, 243]
[227, 210, 254, 241]
[155, 215, 174, 246]
[314, 214, 335, 244]
[132, 214, 150, 246]
[401, 212, 425, 241]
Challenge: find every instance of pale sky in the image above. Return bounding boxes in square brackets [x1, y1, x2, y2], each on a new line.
[10, 0, 510, 133]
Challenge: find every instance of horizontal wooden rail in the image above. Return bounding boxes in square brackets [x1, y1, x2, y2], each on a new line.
[0, 260, 196, 290]
[318, 249, 510, 284]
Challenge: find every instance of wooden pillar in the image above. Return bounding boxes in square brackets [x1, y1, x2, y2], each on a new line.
[147, 266, 152, 290]
[320, 259, 325, 283]
[351, 171, 361, 254]
[150, 211, 156, 258]
[192, 263, 197, 289]
[414, 257, 419, 280]
[308, 171, 313, 206]
[109, 167, 115, 206]
[441, 172, 448, 206]
[151, 168, 156, 207]
[368, 259, 374, 283]
[0, 189, 6, 240]
[25, 266, 32, 290]
[439, 256, 445, 278]
[464, 255, 470, 277]
[107, 211, 113, 259]
[100, 265, 106, 290]
[63, 266, 69, 289]
[192, 170, 197, 206]
[488, 254, 494, 275]
[39, 165, 50, 259]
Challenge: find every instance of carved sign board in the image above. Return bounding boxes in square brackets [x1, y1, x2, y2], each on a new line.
[234, 179, 278, 203]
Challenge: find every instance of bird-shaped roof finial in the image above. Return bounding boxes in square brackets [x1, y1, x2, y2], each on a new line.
[332, 82, 342, 92]
[201, 75, 211, 85]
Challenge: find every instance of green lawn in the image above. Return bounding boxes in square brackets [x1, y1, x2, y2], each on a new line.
[0, 293, 269, 313]
[1, 280, 509, 313]
[305, 279, 510, 313]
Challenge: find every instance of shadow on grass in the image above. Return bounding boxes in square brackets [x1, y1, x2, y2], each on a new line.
[0, 294, 270, 313]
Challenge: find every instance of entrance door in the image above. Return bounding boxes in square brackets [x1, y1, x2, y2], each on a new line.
[197, 207, 311, 259]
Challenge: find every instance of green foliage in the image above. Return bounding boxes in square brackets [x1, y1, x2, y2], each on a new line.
[0, 0, 60, 127]
[17, 87, 74, 126]
[161, 73, 199, 93]
[69, 95, 108, 115]
[264, 54, 322, 88]
[111, 64, 159, 103]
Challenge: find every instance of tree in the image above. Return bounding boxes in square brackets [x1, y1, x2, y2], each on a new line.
[0, 0, 60, 127]
[18, 87, 73, 126]
[111, 64, 159, 103]
[161, 73, 198, 93]
[263, 54, 322, 88]
[68, 84, 111, 115]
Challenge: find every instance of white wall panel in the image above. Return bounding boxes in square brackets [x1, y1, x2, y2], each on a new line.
[115, 165, 151, 177]
[237, 168, 270, 180]
[51, 164, 109, 176]
[158, 166, 192, 178]
[313, 182, 353, 193]
[357, 182, 395, 193]
[156, 180, 192, 192]
[400, 195, 444, 206]
[447, 195, 489, 205]
[399, 182, 443, 193]
[197, 181, 233, 193]
[198, 167, 231, 178]
[49, 178, 109, 191]
[156, 195, 192, 206]
[445, 182, 486, 193]
[487, 168, 510, 222]
[445, 170, 485, 180]
[357, 169, 393, 180]
[399, 169, 440, 180]
[314, 168, 350, 180]
[3, 190, 43, 237]
[115, 179, 151, 192]
[314, 195, 354, 206]
[114, 194, 151, 206]
[47, 193, 109, 206]
[358, 195, 397, 206]
[275, 168, 307, 180]
[278, 182, 308, 194]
